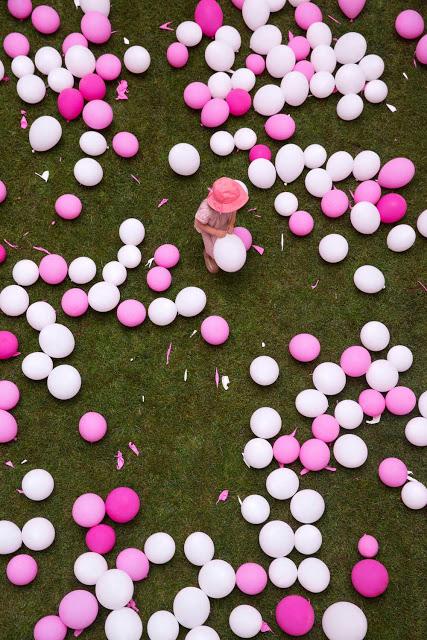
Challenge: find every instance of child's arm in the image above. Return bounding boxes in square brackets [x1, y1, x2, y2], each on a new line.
[196, 222, 227, 238]
[227, 212, 237, 233]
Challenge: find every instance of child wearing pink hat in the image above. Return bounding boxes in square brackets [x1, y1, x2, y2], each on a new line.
[194, 177, 249, 273]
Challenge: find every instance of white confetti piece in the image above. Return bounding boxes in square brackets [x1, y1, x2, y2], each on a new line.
[261, 342, 266, 348]
[190, 330, 198, 338]
[123, 37, 130, 45]
[386, 103, 397, 112]
[21, 459, 28, 464]
[73, 0, 80, 7]
[237, 495, 243, 506]
[142, 395, 145, 403]
[221, 375, 230, 391]
[35, 171, 49, 182]
[403, 72, 408, 80]
[145, 258, 154, 267]
[184, 369, 188, 381]
[281, 233, 284, 251]
[366, 415, 381, 424]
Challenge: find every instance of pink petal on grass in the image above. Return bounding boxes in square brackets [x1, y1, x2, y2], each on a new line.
[417, 281, 427, 292]
[158, 198, 169, 208]
[215, 367, 219, 388]
[252, 245, 264, 255]
[166, 342, 173, 365]
[4, 239, 18, 248]
[116, 451, 125, 470]
[131, 175, 140, 184]
[248, 207, 257, 212]
[328, 14, 341, 24]
[261, 622, 272, 633]
[128, 442, 140, 456]
[160, 21, 174, 31]
[326, 465, 337, 472]
[311, 279, 319, 289]
[73, 631, 83, 638]
[16, 489, 24, 494]
[32, 246, 51, 254]
[127, 599, 140, 612]
[216, 490, 229, 504]
[20, 115, 28, 129]
[5, 460, 14, 468]
[116, 80, 129, 100]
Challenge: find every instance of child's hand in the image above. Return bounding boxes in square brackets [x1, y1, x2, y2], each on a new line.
[217, 229, 227, 238]
[227, 225, 234, 234]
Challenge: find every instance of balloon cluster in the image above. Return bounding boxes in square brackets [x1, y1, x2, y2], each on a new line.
[395, 9, 427, 65]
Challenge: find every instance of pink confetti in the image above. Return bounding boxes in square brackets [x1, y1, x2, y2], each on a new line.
[252, 245, 264, 255]
[166, 342, 173, 365]
[16, 489, 24, 494]
[1, 75, 10, 83]
[128, 442, 140, 456]
[127, 599, 139, 613]
[261, 622, 272, 633]
[32, 245, 51, 254]
[3, 239, 18, 248]
[158, 198, 169, 208]
[115, 451, 125, 470]
[417, 281, 427, 292]
[5, 460, 14, 468]
[248, 207, 257, 212]
[413, 58, 417, 68]
[73, 631, 83, 638]
[20, 115, 28, 129]
[328, 14, 341, 24]
[311, 279, 319, 289]
[288, 30, 294, 41]
[349, 189, 355, 199]
[216, 489, 229, 504]
[326, 465, 337, 472]
[116, 79, 128, 100]
[215, 367, 219, 388]
[160, 21, 174, 31]
[131, 174, 140, 184]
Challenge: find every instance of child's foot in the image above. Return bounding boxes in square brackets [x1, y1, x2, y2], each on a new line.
[204, 251, 219, 273]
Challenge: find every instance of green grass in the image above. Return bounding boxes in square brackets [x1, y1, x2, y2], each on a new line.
[0, 0, 426, 638]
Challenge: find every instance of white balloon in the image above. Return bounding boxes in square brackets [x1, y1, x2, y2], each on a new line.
[275, 144, 304, 183]
[102, 261, 127, 286]
[274, 192, 298, 216]
[326, 151, 353, 181]
[235, 179, 249, 194]
[310, 71, 335, 98]
[305, 168, 332, 198]
[281, 71, 309, 106]
[268, 557, 298, 588]
[48, 67, 74, 93]
[350, 202, 381, 234]
[29, 115, 62, 152]
[175, 287, 206, 317]
[268, 0, 287, 10]
[354, 265, 385, 294]
[234, 127, 257, 150]
[259, 520, 294, 557]
[360, 321, 390, 351]
[124, 46, 151, 74]
[248, 158, 276, 189]
[79, 131, 107, 156]
[198, 559, 235, 598]
[253, 83, 285, 115]
[401, 480, 427, 509]
[11, 55, 35, 78]
[307, 22, 332, 48]
[184, 532, 215, 566]
[337, 93, 364, 120]
[69, 257, 97, 284]
[147, 611, 179, 640]
[22, 469, 54, 501]
[26, 301, 56, 331]
[47, 365, 81, 400]
[22, 517, 55, 551]
[185, 627, 219, 640]
[229, 605, 262, 639]
[96, 569, 134, 610]
[17, 74, 46, 103]
[333, 434, 368, 468]
[176, 21, 203, 47]
[231, 68, 256, 91]
[387, 225, 416, 252]
[105, 608, 143, 640]
[250, 355, 279, 386]
[364, 80, 388, 103]
[250, 407, 281, 438]
[208, 71, 232, 98]
[119, 218, 145, 245]
[65, 45, 96, 78]
[290, 489, 325, 523]
[74, 552, 108, 585]
[419, 391, 427, 417]
[334, 400, 364, 429]
[294, 524, 322, 555]
[173, 588, 210, 629]
[74, 158, 103, 186]
[240, 494, 271, 524]
[35, 46, 62, 75]
[22, 352, 53, 380]
[387, 345, 413, 372]
[216, 25, 241, 52]
[81, 0, 110, 14]
[169, 143, 200, 176]
[0, 520, 22, 555]
[335, 32, 367, 64]
[148, 298, 177, 326]
[210, 131, 235, 156]
[39, 323, 75, 359]
[417, 210, 427, 237]
[322, 602, 368, 640]
[144, 532, 175, 564]
[266, 468, 299, 500]
[250, 25, 282, 55]
[205, 41, 235, 72]
[0, 284, 29, 316]
[358, 54, 384, 81]
[352, 150, 381, 181]
[13, 259, 39, 286]
[319, 234, 349, 263]
[295, 389, 328, 417]
[405, 417, 427, 447]
[242, 0, 270, 31]
[366, 360, 398, 392]
[243, 439, 273, 469]
[213, 234, 247, 272]
[311, 45, 336, 72]
[266, 45, 295, 78]
[298, 557, 330, 593]
[335, 64, 365, 95]
[304, 144, 327, 168]
[117, 245, 141, 269]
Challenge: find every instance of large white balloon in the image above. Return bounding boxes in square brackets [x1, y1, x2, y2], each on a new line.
[266, 45, 295, 78]
[22, 352, 53, 380]
[259, 520, 294, 557]
[366, 360, 398, 392]
[322, 602, 368, 640]
[298, 557, 330, 593]
[11, 55, 35, 78]
[250, 355, 279, 386]
[47, 365, 81, 400]
[248, 158, 276, 189]
[29, 116, 62, 151]
[419, 391, 427, 417]
[17, 74, 46, 104]
[12, 259, 39, 286]
[216, 25, 241, 52]
[333, 434, 368, 468]
[34, 46, 62, 75]
[307, 21, 332, 48]
[176, 21, 203, 47]
[334, 32, 367, 63]
[290, 490, 325, 524]
[22, 469, 54, 501]
[124, 46, 151, 74]
[119, 218, 145, 245]
[229, 605, 262, 639]
[148, 298, 177, 326]
[26, 301, 56, 331]
[243, 439, 273, 469]
[242, 0, 270, 31]
[208, 71, 232, 98]
[65, 45, 96, 77]
[305, 168, 332, 197]
[354, 265, 385, 294]
[198, 560, 235, 598]
[205, 41, 235, 72]
[48, 67, 74, 93]
[39, 323, 75, 359]
[231, 68, 256, 92]
[274, 192, 298, 216]
[294, 525, 322, 555]
[250, 407, 282, 438]
[275, 144, 304, 183]
[185, 627, 220, 640]
[74, 552, 108, 585]
[417, 210, 427, 237]
[175, 287, 206, 317]
[335, 64, 365, 95]
[169, 143, 200, 176]
[387, 225, 416, 252]
[234, 127, 257, 150]
[214, 234, 247, 272]
[281, 71, 309, 106]
[0, 284, 29, 316]
[310, 71, 335, 98]
[326, 151, 353, 181]
[0, 520, 22, 555]
[405, 417, 427, 447]
[240, 494, 270, 524]
[74, 158, 103, 186]
[79, 131, 108, 156]
[147, 611, 179, 640]
[105, 608, 143, 640]
[359, 54, 384, 80]
[22, 517, 55, 551]
[81, 0, 110, 14]
[313, 362, 346, 395]
[96, 569, 134, 610]
[266, 468, 299, 500]
[253, 84, 285, 115]
[144, 532, 175, 564]
[350, 201, 381, 234]
[352, 150, 381, 181]
[387, 345, 413, 372]
[88, 282, 120, 312]
[173, 588, 210, 629]
[335, 400, 364, 430]
[102, 261, 127, 286]
[267, 0, 287, 10]
[268, 557, 298, 588]
[319, 234, 349, 264]
[250, 25, 282, 55]
[364, 79, 388, 103]
[117, 245, 142, 269]
[184, 532, 215, 566]
[304, 144, 327, 168]
[295, 389, 328, 417]
[337, 93, 364, 120]
[360, 321, 390, 351]
[210, 131, 235, 156]
[69, 257, 97, 284]
[401, 480, 427, 509]
[311, 45, 336, 72]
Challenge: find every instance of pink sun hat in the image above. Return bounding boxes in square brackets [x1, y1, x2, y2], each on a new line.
[207, 177, 249, 214]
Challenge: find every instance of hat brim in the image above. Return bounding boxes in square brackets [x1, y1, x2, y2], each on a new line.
[207, 182, 249, 214]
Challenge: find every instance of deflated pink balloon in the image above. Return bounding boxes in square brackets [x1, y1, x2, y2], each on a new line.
[201, 98, 229, 127]
[273, 433, 300, 465]
[194, 0, 223, 37]
[378, 157, 415, 189]
[338, 0, 366, 20]
[184, 82, 211, 109]
[377, 193, 407, 223]
[299, 438, 330, 472]
[265, 114, 296, 141]
[354, 180, 381, 204]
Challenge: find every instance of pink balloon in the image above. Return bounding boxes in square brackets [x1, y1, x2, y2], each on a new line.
[233, 226, 252, 250]
[0, 410, 17, 443]
[246, 53, 265, 75]
[378, 157, 415, 189]
[72, 493, 105, 527]
[112, 132, 139, 158]
[415, 34, 427, 64]
[236, 563, 268, 595]
[273, 433, 300, 465]
[385, 386, 416, 415]
[3, 32, 30, 57]
[358, 534, 379, 558]
[55, 194, 82, 220]
[58, 590, 98, 630]
[57, 88, 84, 121]
[289, 210, 314, 236]
[226, 89, 252, 116]
[340, 345, 371, 377]
[116, 548, 150, 581]
[154, 244, 180, 268]
[79, 73, 106, 101]
[289, 333, 320, 362]
[117, 300, 146, 328]
[289, 36, 310, 61]
[377, 193, 407, 223]
[7, 0, 33, 20]
[167, 42, 189, 68]
[321, 189, 349, 218]
[61, 288, 89, 317]
[31, 5, 60, 34]
[86, 524, 116, 554]
[147, 266, 172, 292]
[79, 411, 107, 443]
[0, 331, 19, 359]
[294, 60, 315, 81]
[276, 595, 315, 636]
[295, 3, 323, 30]
[395, 10, 424, 39]
[6, 554, 38, 585]
[249, 144, 272, 162]
[338, 0, 366, 20]
[39, 254, 68, 285]
[0, 244, 7, 264]
[194, 0, 223, 37]
[299, 438, 330, 472]
[265, 114, 296, 141]
[62, 32, 88, 54]
[81, 11, 111, 44]
[201, 98, 230, 127]
[0, 180, 7, 203]
[311, 414, 340, 443]
[201, 315, 230, 346]
[105, 487, 140, 523]
[34, 615, 67, 640]
[354, 180, 381, 204]
[231, 0, 244, 8]
[82, 99, 113, 129]
[96, 53, 121, 81]
[0, 380, 20, 410]
[378, 457, 408, 487]
[351, 559, 389, 598]
[358, 389, 386, 417]
[184, 82, 211, 109]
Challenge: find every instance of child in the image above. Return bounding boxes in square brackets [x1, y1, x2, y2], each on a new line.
[194, 177, 249, 273]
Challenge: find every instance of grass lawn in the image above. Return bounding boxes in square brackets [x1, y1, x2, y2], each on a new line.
[0, 0, 426, 638]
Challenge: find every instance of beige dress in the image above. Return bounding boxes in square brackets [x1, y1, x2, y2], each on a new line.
[194, 199, 235, 258]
